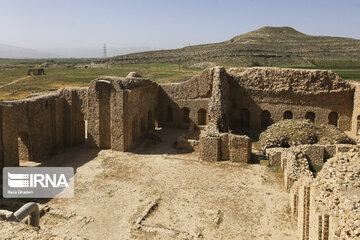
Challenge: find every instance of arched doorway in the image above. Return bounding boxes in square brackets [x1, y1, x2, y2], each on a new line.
[240, 109, 250, 128]
[328, 112, 339, 127]
[305, 112, 315, 123]
[283, 111, 293, 120]
[182, 107, 190, 123]
[167, 106, 173, 122]
[198, 109, 207, 125]
[18, 131, 30, 162]
[261, 110, 271, 129]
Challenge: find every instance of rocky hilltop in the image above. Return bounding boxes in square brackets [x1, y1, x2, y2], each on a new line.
[109, 26, 360, 67]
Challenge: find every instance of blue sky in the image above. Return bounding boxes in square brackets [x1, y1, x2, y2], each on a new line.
[0, 0, 359, 50]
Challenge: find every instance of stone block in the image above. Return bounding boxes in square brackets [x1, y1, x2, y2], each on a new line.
[267, 148, 283, 166]
[229, 134, 251, 163]
[200, 135, 220, 162]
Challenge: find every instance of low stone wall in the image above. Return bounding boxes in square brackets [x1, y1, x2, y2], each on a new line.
[266, 148, 283, 166]
[282, 149, 314, 191]
[266, 144, 356, 168]
[200, 132, 251, 163]
[272, 145, 360, 239]
[229, 134, 251, 163]
[200, 134, 220, 162]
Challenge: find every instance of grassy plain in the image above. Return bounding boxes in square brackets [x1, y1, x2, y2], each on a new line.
[0, 59, 359, 100]
[0, 63, 200, 100]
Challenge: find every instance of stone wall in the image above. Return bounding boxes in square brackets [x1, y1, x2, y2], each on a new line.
[351, 83, 360, 136]
[0, 87, 86, 167]
[225, 68, 354, 132]
[270, 144, 360, 239]
[2, 67, 360, 167]
[86, 76, 158, 151]
[290, 150, 360, 240]
[158, 69, 213, 128]
[199, 134, 220, 162]
[200, 132, 251, 163]
[123, 79, 158, 151]
[266, 144, 356, 168]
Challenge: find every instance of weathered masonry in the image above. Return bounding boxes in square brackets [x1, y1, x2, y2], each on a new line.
[1, 67, 359, 239]
[0, 67, 358, 168]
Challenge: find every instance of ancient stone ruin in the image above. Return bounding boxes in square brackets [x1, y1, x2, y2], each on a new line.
[27, 68, 45, 76]
[1, 67, 360, 239]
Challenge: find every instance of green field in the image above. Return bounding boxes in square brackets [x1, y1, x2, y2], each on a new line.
[0, 59, 360, 100]
[279, 60, 360, 81]
[0, 63, 200, 100]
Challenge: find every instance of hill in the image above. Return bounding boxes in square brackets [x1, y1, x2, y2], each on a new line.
[0, 43, 60, 59]
[109, 26, 360, 67]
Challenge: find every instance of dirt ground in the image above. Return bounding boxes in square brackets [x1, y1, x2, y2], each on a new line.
[0, 128, 297, 240]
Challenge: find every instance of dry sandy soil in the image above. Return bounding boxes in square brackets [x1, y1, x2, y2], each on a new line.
[0, 128, 296, 240]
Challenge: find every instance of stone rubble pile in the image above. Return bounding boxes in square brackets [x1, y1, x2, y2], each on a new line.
[260, 119, 353, 148]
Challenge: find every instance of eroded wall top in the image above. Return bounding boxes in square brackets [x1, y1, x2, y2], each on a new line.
[226, 67, 353, 94]
[160, 68, 213, 100]
[95, 76, 155, 90]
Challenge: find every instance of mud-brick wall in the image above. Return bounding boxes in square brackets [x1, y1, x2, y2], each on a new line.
[87, 79, 126, 150]
[158, 68, 213, 128]
[228, 88, 354, 131]
[124, 83, 158, 151]
[0, 88, 86, 167]
[63, 87, 88, 147]
[351, 83, 360, 136]
[0, 94, 64, 166]
[87, 80, 111, 148]
[225, 68, 355, 132]
[87, 78, 159, 151]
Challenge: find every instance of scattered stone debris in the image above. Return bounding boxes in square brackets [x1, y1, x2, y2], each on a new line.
[260, 119, 354, 148]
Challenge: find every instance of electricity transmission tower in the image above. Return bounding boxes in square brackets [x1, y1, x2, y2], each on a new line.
[103, 43, 107, 59]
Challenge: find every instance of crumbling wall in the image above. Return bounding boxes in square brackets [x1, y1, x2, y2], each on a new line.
[225, 68, 354, 131]
[273, 144, 360, 240]
[207, 67, 230, 132]
[87, 76, 158, 151]
[290, 150, 360, 240]
[123, 80, 158, 151]
[158, 69, 213, 128]
[266, 148, 283, 166]
[229, 134, 251, 163]
[350, 83, 360, 136]
[199, 134, 220, 162]
[200, 132, 251, 162]
[63, 87, 88, 147]
[0, 87, 87, 167]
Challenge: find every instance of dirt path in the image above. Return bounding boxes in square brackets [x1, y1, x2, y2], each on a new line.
[0, 129, 297, 240]
[0, 76, 30, 89]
